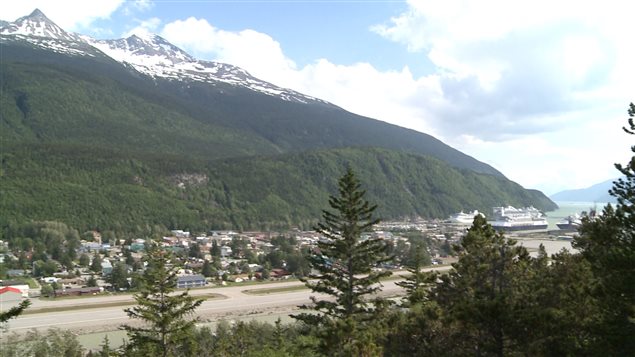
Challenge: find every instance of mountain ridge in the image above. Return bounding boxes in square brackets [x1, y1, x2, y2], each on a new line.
[0, 9, 557, 232]
[0, 12, 504, 177]
[1, 9, 330, 105]
[551, 178, 618, 203]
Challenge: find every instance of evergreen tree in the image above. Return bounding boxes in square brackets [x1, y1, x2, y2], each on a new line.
[122, 241, 203, 357]
[90, 252, 102, 274]
[396, 240, 437, 307]
[210, 240, 221, 258]
[0, 299, 30, 324]
[201, 259, 214, 277]
[432, 215, 533, 356]
[108, 262, 129, 291]
[575, 102, 635, 354]
[293, 167, 391, 355]
[78, 253, 90, 267]
[98, 335, 113, 357]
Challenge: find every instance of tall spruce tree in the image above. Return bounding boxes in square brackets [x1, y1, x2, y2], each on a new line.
[122, 241, 203, 357]
[575, 102, 635, 354]
[396, 240, 437, 307]
[432, 215, 533, 356]
[293, 167, 392, 355]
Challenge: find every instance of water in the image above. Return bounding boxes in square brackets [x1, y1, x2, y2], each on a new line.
[545, 201, 608, 230]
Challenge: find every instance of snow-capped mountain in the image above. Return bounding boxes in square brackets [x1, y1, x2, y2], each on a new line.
[1, 9, 81, 42]
[0, 9, 101, 57]
[0, 9, 327, 105]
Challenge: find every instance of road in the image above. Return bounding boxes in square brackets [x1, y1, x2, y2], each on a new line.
[4, 266, 452, 334]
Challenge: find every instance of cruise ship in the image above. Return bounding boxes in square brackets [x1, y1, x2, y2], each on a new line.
[488, 206, 548, 231]
[448, 210, 484, 225]
[556, 213, 582, 231]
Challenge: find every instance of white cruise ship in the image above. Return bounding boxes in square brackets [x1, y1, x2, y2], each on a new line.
[488, 206, 548, 231]
[448, 210, 484, 225]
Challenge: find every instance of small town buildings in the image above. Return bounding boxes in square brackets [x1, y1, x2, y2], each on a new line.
[5, 269, 27, 277]
[220, 246, 232, 257]
[0, 287, 25, 308]
[41, 277, 59, 284]
[53, 286, 103, 297]
[177, 274, 207, 289]
[102, 259, 113, 275]
[270, 269, 291, 279]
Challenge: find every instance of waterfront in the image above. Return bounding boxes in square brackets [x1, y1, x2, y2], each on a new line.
[545, 201, 609, 230]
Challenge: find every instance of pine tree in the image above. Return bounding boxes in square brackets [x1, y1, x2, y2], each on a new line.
[0, 299, 30, 324]
[201, 259, 213, 277]
[432, 215, 533, 356]
[293, 167, 391, 355]
[98, 335, 112, 357]
[210, 240, 221, 258]
[122, 241, 203, 357]
[575, 102, 635, 354]
[90, 252, 102, 273]
[108, 262, 129, 291]
[396, 240, 437, 307]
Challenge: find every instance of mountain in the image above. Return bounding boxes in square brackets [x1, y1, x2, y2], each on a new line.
[0, 10, 556, 232]
[551, 179, 618, 203]
[0, 11, 503, 175]
[0, 9, 82, 42]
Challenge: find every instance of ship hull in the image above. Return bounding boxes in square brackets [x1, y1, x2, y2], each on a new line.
[490, 222, 549, 231]
[556, 223, 580, 231]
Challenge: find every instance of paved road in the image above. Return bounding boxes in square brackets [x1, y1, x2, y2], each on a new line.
[5, 266, 452, 334]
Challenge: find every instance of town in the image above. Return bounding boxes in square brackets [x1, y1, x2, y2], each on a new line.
[0, 215, 575, 306]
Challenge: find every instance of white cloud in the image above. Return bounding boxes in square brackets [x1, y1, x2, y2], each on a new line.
[1, 0, 124, 31]
[122, 0, 154, 16]
[122, 17, 161, 38]
[161, 17, 297, 88]
[366, 0, 634, 192]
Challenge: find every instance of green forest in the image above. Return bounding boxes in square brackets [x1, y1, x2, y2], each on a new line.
[1, 144, 555, 236]
[0, 40, 556, 236]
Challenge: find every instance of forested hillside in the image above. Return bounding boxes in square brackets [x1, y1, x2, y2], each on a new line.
[0, 38, 556, 233]
[1, 144, 555, 234]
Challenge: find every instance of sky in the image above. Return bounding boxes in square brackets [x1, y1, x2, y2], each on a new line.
[3, 0, 634, 195]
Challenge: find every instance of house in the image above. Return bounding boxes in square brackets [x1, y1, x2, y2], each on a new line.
[102, 259, 113, 275]
[80, 242, 102, 252]
[270, 269, 291, 279]
[6, 269, 27, 277]
[0, 280, 23, 287]
[220, 246, 232, 257]
[0, 284, 29, 297]
[177, 275, 207, 289]
[41, 277, 59, 284]
[129, 242, 145, 252]
[53, 286, 102, 297]
[0, 287, 24, 308]
[171, 230, 190, 238]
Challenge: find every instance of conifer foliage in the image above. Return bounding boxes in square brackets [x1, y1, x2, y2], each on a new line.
[122, 242, 203, 357]
[294, 167, 391, 354]
[575, 102, 635, 354]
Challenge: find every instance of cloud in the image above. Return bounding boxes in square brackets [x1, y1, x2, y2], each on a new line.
[159, 17, 444, 136]
[1, 0, 124, 31]
[122, 0, 154, 16]
[161, 17, 297, 88]
[122, 17, 161, 38]
[371, 0, 632, 141]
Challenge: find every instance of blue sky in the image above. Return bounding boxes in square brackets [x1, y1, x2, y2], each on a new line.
[3, 0, 634, 195]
